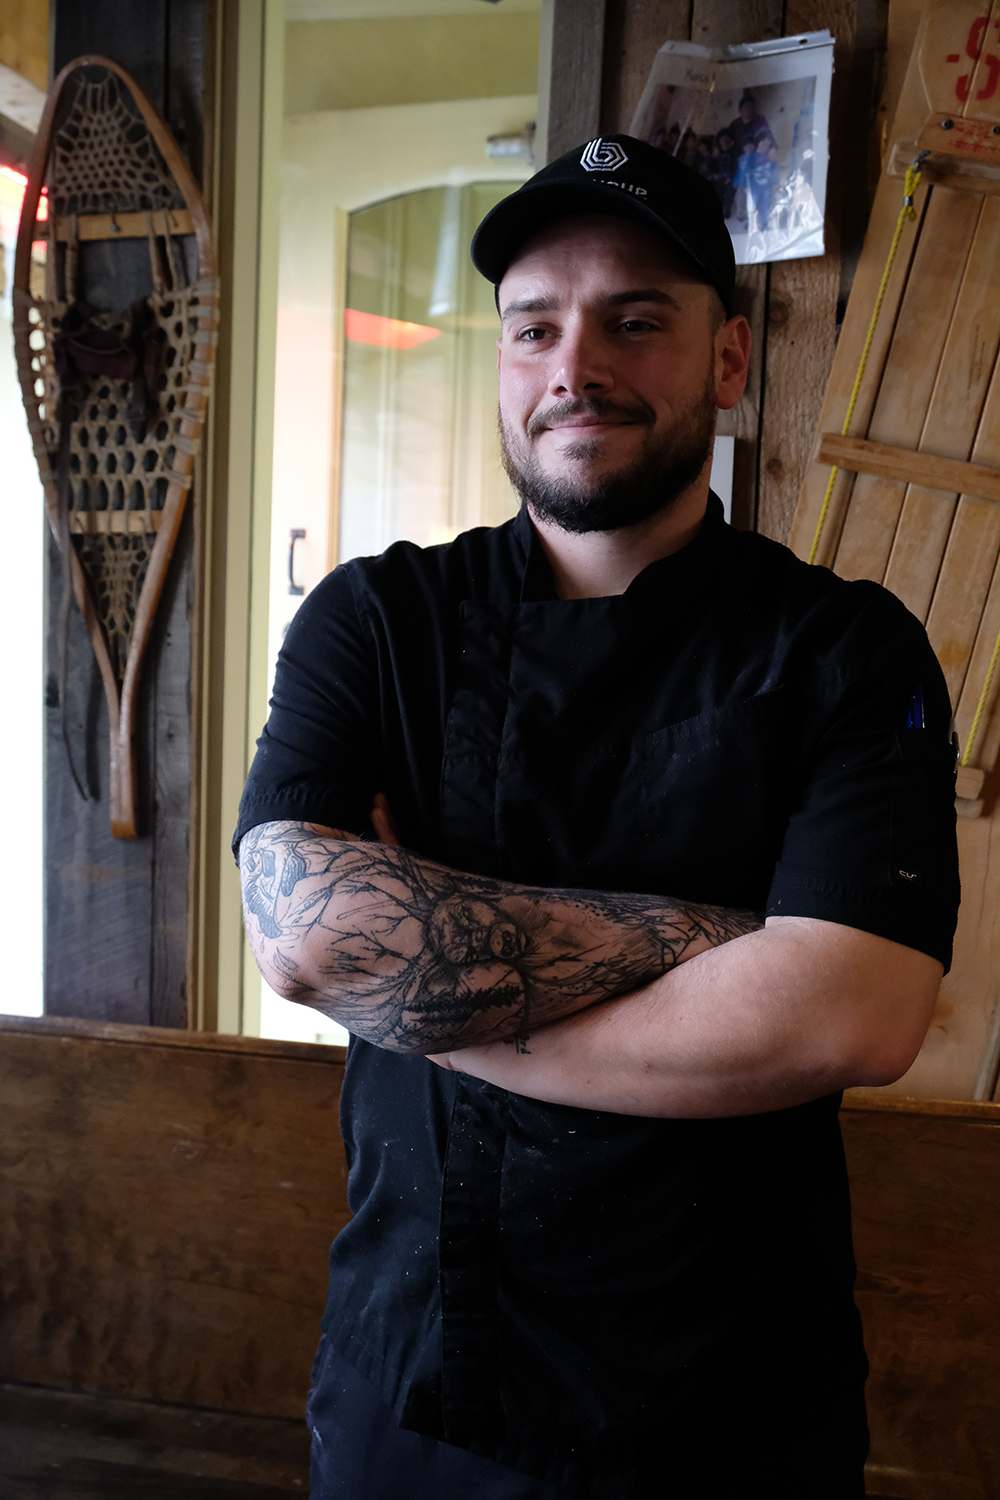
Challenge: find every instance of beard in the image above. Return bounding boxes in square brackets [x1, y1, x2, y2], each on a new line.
[499, 377, 718, 535]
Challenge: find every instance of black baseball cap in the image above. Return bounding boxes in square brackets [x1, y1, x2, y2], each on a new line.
[471, 133, 736, 318]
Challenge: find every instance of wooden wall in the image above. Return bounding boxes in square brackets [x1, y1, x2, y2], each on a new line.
[2, 1016, 998, 1498]
[544, 0, 887, 542]
[43, 0, 210, 1028]
[0, 1016, 348, 1420]
[842, 1091, 1000, 1500]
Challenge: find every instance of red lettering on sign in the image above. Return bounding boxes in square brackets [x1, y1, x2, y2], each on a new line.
[955, 16, 987, 101]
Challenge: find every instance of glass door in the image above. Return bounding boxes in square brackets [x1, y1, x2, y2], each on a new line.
[339, 181, 520, 563]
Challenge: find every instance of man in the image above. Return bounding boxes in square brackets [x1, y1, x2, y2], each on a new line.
[236, 135, 959, 1498]
[728, 92, 771, 153]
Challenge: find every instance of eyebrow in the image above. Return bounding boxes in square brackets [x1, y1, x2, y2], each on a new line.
[500, 287, 683, 322]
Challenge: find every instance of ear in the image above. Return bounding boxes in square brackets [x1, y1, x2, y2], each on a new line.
[714, 315, 751, 411]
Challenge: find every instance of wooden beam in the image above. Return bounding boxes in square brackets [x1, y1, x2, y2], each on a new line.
[69, 510, 166, 535]
[817, 432, 1000, 506]
[47, 208, 195, 242]
[956, 764, 986, 800]
[537, 0, 607, 165]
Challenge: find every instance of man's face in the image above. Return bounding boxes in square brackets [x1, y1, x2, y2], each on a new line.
[496, 214, 724, 534]
[740, 100, 754, 122]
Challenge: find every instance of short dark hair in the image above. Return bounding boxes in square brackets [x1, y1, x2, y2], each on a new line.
[740, 93, 755, 106]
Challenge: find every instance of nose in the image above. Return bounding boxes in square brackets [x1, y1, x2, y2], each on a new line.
[548, 318, 613, 399]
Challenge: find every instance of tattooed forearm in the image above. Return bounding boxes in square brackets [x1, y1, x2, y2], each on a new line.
[239, 820, 763, 1054]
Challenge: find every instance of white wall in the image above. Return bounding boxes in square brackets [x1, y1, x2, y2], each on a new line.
[0, 173, 44, 1016]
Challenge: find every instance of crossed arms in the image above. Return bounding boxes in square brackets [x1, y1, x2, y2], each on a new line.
[239, 814, 942, 1117]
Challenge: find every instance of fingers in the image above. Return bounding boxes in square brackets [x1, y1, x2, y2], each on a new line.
[371, 791, 401, 846]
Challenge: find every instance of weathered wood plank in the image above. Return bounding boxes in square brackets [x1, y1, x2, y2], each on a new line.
[540, 0, 607, 164]
[817, 434, 1000, 505]
[43, 0, 204, 1026]
[150, 512, 193, 1030]
[882, 194, 1000, 617]
[0, 1380, 310, 1499]
[0, 1018, 348, 1419]
[841, 1101, 1000, 1499]
[44, 523, 156, 1024]
[48, 210, 195, 241]
[599, 0, 690, 138]
[52, 1, 169, 114]
[831, 186, 982, 581]
[926, 355, 1000, 705]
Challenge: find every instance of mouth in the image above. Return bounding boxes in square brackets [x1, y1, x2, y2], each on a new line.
[547, 416, 634, 431]
[541, 416, 646, 444]
[523, 399, 656, 443]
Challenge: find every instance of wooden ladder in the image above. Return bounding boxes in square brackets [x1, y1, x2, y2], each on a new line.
[788, 0, 1000, 1100]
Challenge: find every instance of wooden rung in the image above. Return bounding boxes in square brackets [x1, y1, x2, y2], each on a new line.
[44, 209, 194, 243]
[956, 765, 986, 800]
[886, 139, 1000, 199]
[817, 434, 1000, 505]
[916, 114, 1000, 168]
[70, 510, 164, 535]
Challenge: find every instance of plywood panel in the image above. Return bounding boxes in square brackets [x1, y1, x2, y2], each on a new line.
[0, 1017, 349, 1420]
[842, 1095, 1000, 1500]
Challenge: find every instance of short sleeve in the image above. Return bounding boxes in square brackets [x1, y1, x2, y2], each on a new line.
[765, 589, 960, 970]
[232, 565, 382, 856]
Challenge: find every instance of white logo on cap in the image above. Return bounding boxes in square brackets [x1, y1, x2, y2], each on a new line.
[580, 138, 628, 172]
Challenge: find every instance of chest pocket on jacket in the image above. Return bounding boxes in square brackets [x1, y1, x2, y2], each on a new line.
[566, 687, 795, 908]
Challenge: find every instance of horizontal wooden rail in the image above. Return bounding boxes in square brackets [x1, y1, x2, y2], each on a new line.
[817, 433, 1000, 505]
[44, 208, 194, 242]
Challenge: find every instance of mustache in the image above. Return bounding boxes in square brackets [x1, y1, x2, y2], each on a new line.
[526, 396, 657, 439]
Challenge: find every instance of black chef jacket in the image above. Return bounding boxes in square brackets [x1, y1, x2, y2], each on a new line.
[235, 495, 959, 1500]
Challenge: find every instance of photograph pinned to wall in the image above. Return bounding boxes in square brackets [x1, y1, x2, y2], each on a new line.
[630, 31, 834, 266]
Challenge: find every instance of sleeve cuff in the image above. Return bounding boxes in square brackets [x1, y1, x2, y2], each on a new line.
[232, 786, 374, 860]
[765, 863, 956, 972]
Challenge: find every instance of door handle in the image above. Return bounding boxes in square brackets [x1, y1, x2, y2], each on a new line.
[288, 528, 306, 596]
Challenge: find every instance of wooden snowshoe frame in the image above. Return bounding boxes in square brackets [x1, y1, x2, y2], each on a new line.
[12, 56, 218, 839]
[790, 0, 1000, 814]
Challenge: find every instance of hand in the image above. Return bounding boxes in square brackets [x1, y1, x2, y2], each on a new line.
[371, 791, 400, 846]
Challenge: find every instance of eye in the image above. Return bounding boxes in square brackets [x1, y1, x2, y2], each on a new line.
[618, 317, 656, 334]
[517, 325, 548, 342]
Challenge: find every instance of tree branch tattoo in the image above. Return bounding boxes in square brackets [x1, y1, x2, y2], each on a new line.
[239, 821, 763, 1054]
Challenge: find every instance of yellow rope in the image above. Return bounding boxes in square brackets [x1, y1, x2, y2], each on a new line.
[962, 624, 1000, 766]
[807, 154, 928, 566]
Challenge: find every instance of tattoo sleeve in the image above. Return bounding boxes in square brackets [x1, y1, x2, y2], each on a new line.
[239, 821, 763, 1054]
